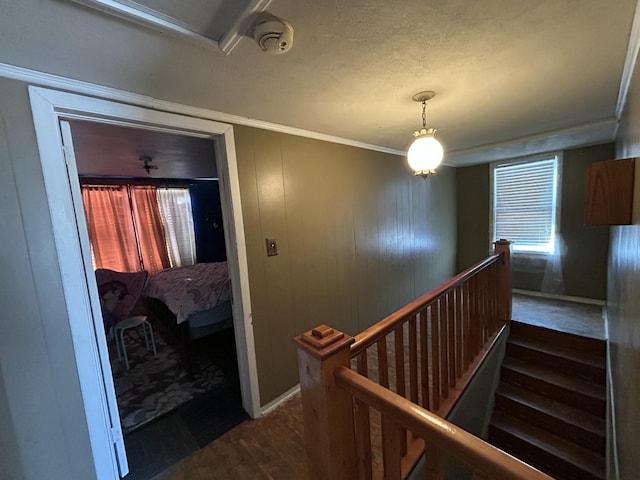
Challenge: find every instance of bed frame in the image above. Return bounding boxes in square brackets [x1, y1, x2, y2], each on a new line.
[145, 296, 233, 372]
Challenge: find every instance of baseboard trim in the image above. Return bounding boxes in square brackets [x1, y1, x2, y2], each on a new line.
[512, 288, 605, 306]
[260, 384, 300, 416]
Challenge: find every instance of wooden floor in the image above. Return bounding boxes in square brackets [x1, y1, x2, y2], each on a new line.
[151, 292, 605, 480]
[150, 394, 307, 480]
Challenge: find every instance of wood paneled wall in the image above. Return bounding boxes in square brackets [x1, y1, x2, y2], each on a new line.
[234, 126, 457, 404]
[608, 46, 640, 480]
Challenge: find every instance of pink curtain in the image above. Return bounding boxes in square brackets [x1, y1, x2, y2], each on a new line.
[81, 185, 170, 273]
[130, 186, 170, 273]
[81, 185, 141, 272]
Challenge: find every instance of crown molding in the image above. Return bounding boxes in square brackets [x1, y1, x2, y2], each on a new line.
[69, 0, 273, 55]
[69, 0, 220, 51]
[0, 62, 619, 166]
[616, 0, 640, 118]
[0, 62, 405, 156]
[447, 117, 619, 167]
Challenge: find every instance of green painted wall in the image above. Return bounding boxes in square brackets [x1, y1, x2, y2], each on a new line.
[234, 126, 457, 404]
[0, 77, 458, 476]
[456, 164, 491, 273]
[456, 144, 613, 300]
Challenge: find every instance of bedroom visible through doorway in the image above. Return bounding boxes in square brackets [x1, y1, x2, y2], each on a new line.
[29, 86, 260, 479]
[66, 119, 248, 479]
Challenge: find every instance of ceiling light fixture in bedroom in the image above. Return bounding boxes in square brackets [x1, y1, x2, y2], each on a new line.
[139, 155, 158, 175]
[407, 91, 444, 178]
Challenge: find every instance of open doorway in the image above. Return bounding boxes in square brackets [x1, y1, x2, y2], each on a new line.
[29, 87, 260, 479]
[66, 118, 248, 478]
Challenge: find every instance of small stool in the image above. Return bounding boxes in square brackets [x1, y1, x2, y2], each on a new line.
[114, 315, 157, 370]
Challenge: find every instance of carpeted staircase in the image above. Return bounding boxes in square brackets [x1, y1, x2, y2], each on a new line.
[488, 321, 606, 480]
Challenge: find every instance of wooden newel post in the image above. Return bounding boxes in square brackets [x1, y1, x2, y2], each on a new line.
[294, 324, 357, 480]
[494, 239, 512, 324]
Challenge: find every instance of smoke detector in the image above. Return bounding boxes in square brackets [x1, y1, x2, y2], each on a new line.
[253, 16, 294, 54]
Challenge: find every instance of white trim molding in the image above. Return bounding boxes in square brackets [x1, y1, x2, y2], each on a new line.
[0, 62, 405, 157]
[28, 86, 263, 477]
[512, 288, 606, 307]
[448, 117, 619, 167]
[616, 0, 640, 119]
[260, 384, 301, 417]
[68, 0, 273, 55]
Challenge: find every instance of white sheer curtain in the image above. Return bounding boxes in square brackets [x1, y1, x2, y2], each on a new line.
[156, 188, 197, 267]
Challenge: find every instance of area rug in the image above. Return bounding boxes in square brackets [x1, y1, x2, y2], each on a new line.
[109, 327, 226, 434]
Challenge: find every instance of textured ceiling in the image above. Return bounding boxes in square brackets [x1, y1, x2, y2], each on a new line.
[0, 0, 638, 168]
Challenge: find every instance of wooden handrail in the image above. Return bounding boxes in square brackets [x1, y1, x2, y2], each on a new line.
[295, 240, 514, 480]
[351, 253, 500, 356]
[335, 366, 553, 480]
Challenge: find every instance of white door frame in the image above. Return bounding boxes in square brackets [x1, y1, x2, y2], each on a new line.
[28, 86, 261, 477]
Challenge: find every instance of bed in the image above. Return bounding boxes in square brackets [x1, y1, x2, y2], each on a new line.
[143, 262, 233, 368]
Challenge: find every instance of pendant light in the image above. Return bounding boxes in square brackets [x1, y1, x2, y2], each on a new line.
[407, 91, 444, 177]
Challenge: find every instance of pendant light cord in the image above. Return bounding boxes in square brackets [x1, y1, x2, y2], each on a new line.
[422, 100, 427, 129]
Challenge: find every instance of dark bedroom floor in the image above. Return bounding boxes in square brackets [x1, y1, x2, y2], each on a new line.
[114, 325, 248, 480]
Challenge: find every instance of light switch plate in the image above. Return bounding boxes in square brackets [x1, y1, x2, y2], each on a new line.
[266, 238, 278, 256]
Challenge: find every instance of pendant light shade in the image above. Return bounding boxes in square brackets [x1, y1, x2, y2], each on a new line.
[407, 91, 444, 177]
[407, 128, 443, 175]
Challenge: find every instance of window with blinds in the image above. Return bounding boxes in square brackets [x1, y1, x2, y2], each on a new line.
[492, 156, 560, 253]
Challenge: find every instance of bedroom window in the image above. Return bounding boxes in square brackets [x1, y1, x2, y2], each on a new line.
[81, 184, 196, 273]
[491, 154, 561, 254]
[157, 188, 197, 268]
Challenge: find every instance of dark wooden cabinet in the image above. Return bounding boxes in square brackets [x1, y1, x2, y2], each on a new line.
[584, 158, 635, 225]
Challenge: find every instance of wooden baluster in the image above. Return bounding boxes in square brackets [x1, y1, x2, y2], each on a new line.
[420, 307, 430, 410]
[382, 415, 403, 480]
[355, 352, 372, 480]
[461, 280, 469, 369]
[455, 285, 463, 379]
[420, 308, 430, 410]
[409, 314, 419, 407]
[294, 325, 357, 480]
[447, 291, 456, 388]
[394, 325, 408, 456]
[394, 325, 406, 397]
[471, 275, 480, 356]
[464, 280, 472, 367]
[430, 303, 440, 411]
[487, 264, 495, 334]
[439, 297, 448, 399]
[491, 263, 503, 334]
[480, 269, 488, 344]
[378, 337, 389, 388]
[494, 239, 512, 325]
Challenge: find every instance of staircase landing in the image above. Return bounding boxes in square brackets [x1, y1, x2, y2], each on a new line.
[512, 291, 605, 340]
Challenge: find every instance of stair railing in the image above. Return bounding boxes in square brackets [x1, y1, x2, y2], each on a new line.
[294, 240, 550, 479]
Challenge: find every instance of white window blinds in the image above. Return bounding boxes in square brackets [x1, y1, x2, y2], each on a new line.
[493, 157, 559, 253]
[156, 188, 197, 267]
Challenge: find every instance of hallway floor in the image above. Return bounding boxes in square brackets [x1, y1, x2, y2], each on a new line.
[150, 292, 606, 480]
[511, 291, 605, 339]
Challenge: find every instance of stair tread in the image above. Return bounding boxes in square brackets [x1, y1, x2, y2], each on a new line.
[496, 383, 605, 436]
[490, 410, 605, 478]
[510, 321, 606, 354]
[507, 336, 606, 369]
[502, 357, 605, 400]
